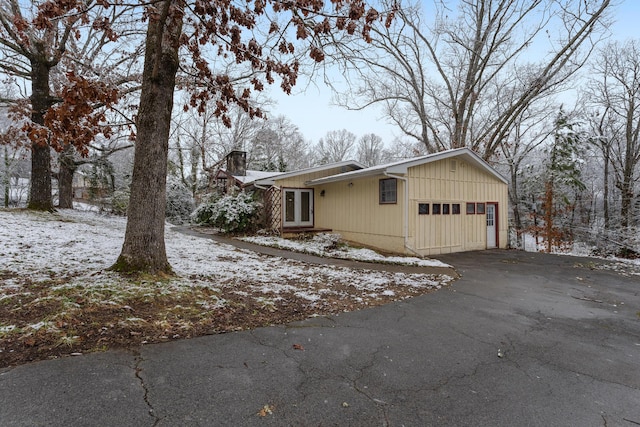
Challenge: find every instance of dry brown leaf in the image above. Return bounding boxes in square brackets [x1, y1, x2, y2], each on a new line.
[257, 404, 274, 417]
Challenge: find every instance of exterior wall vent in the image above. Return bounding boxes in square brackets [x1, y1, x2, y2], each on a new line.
[450, 160, 457, 172]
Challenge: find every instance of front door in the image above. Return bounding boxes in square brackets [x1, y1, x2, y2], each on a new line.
[486, 203, 497, 248]
[283, 189, 313, 227]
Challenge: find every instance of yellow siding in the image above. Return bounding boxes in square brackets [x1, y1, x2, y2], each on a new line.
[407, 159, 508, 256]
[304, 156, 508, 256]
[313, 176, 406, 254]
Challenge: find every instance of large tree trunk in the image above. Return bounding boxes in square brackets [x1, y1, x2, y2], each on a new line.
[57, 146, 76, 209]
[619, 181, 633, 229]
[29, 144, 52, 210]
[28, 58, 54, 211]
[508, 165, 523, 249]
[111, 0, 183, 275]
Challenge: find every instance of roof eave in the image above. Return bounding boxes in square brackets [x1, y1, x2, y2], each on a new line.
[257, 160, 366, 186]
[308, 148, 508, 186]
[305, 167, 386, 186]
[255, 178, 276, 186]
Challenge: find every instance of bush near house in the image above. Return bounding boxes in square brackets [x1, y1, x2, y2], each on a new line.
[166, 179, 195, 224]
[191, 191, 261, 233]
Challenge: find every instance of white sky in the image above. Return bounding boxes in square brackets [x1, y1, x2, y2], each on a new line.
[266, 74, 397, 146]
[264, 1, 640, 147]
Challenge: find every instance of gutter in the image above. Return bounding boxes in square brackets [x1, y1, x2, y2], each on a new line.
[384, 172, 422, 258]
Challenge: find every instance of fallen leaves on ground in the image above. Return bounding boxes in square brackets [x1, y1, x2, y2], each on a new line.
[257, 405, 274, 417]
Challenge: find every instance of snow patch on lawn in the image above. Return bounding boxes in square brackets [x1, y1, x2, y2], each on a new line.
[0, 325, 16, 333]
[0, 209, 454, 304]
[240, 233, 451, 268]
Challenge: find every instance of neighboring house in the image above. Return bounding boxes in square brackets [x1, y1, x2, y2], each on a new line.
[70, 169, 114, 201]
[256, 148, 508, 256]
[72, 170, 92, 200]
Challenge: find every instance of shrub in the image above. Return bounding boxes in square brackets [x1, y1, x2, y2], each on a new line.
[617, 247, 639, 260]
[109, 190, 130, 216]
[166, 179, 195, 224]
[191, 191, 261, 233]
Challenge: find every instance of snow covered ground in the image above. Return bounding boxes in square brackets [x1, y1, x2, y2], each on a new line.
[0, 208, 454, 306]
[520, 232, 640, 276]
[241, 234, 451, 268]
[1, 207, 456, 365]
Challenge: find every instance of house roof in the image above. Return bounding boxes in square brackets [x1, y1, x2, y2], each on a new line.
[255, 160, 366, 186]
[217, 169, 284, 186]
[306, 148, 508, 186]
[236, 170, 284, 184]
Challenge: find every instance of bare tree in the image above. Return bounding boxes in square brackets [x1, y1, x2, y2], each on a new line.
[169, 127, 201, 198]
[336, 0, 612, 159]
[171, 100, 235, 191]
[387, 136, 427, 161]
[52, 10, 143, 208]
[314, 129, 357, 163]
[250, 115, 310, 171]
[169, 93, 274, 195]
[583, 107, 620, 230]
[356, 133, 384, 166]
[585, 40, 640, 230]
[0, 109, 29, 207]
[498, 101, 556, 248]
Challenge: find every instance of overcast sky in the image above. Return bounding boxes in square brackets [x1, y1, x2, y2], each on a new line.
[265, 1, 640, 147]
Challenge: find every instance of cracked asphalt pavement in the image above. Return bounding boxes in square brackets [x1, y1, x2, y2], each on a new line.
[1, 249, 639, 426]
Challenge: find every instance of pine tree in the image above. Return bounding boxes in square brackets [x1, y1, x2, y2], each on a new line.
[540, 108, 586, 252]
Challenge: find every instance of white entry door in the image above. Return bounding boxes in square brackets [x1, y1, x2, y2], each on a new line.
[486, 203, 497, 248]
[283, 189, 313, 227]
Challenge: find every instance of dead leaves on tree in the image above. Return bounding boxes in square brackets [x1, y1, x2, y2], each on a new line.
[20, 72, 119, 155]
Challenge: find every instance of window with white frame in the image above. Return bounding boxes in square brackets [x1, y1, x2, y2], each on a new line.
[283, 189, 313, 227]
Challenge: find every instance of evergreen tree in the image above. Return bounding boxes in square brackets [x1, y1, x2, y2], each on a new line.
[540, 108, 586, 252]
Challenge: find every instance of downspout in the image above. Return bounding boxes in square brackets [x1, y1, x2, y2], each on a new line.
[384, 172, 422, 258]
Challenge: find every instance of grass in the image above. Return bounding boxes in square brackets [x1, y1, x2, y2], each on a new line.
[1, 269, 453, 367]
[0, 209, 455, 368]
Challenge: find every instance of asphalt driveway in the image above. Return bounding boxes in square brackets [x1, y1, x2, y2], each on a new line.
[1, 249, 639, 426]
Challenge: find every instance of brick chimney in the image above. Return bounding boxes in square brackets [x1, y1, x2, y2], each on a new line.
[226, 151, 247, 176]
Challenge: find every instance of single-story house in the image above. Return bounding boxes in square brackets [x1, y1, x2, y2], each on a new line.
[256, 148, 508, 256]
